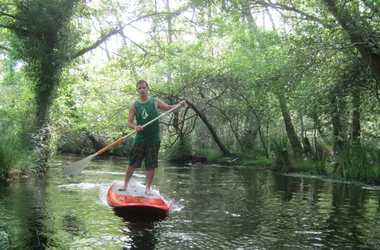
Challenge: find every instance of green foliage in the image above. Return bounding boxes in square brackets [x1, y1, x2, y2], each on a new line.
[0, 0, 379, 186]
[243, 155, 272, 166]
[163, 136, 193, 163]
[201, 148, 221, 162]
[270, 135, 289, 157]
[10, 0, 79, 96]
[50, 63, 133, 155]
[0, 58, 36, 149]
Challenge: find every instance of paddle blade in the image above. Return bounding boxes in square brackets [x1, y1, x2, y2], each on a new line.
[63, 153, 97, 177]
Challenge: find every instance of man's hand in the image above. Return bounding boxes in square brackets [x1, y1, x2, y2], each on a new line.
[135, 125, 143, 132]
[178, 100, 187, 108]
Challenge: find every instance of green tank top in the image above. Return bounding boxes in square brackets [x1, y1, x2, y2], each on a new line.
[133, 97, 160, 144]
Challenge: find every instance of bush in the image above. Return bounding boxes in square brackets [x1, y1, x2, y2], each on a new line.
[270, 136, 293, 173]
[164, 136, 205, 163]
[336, 143, 380, 184]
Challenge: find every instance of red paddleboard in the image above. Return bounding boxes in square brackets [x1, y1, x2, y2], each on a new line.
[107, 182, 171, 213]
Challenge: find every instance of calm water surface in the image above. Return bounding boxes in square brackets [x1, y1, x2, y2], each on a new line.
[1, 154, 380, 249]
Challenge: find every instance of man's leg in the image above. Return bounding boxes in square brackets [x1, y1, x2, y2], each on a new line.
[120, 144, 143, 191]
[144, 143, 160, 195]
[118, 165, 135, 191]
[145, 167, 155, 195]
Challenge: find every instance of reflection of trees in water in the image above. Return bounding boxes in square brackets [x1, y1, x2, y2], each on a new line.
[113, 208, 168, 222]
[18, 178, 51, 249]
[271, 173, 298, 202]
[323, 184, 367, 248]
[0, 227, 10, 249]
[62, 214, 87, 237]
[113, 207, 165, 250]
[121, 220, 161, 250]
[270, 174, 374, 248]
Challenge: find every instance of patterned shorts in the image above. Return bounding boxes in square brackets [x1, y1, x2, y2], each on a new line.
[128, 143, 160, 169]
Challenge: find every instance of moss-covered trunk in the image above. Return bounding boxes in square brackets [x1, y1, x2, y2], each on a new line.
[277, 93, 303, 159]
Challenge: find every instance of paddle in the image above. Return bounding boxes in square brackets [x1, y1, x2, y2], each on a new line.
[63, 104, 181, 177]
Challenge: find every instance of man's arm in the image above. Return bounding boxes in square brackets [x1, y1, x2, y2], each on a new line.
[155, 98, 186, 112]
[128, 103, 143, 132]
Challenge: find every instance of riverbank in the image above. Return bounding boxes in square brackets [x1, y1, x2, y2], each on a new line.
[3, 151, 380, 187]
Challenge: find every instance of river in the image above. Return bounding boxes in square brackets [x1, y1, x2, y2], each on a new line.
[1, 154, 380, 249]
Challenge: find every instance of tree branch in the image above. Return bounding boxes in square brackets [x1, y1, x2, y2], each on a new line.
[0, 11, 18, 20]
[0, 44, 10, 51]
[254, 0, 333, 29]
[70, 11, 182, 61]
[70, 26, 123, 60]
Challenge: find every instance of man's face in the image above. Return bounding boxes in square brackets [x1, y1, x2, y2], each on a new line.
[136, 83, 149, 97]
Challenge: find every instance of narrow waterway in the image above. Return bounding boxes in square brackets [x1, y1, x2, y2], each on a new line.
[1, 154, 380, 249]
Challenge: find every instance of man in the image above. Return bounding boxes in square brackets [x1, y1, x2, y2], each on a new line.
[118, 79, 186, 195]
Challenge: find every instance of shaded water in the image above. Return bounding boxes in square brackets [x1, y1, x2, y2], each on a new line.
[1, 154, 380, 249]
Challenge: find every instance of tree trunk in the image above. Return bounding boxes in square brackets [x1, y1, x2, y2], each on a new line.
[252, 111, 269, 158]
[277, 92, 303, 158]
[258, 126, 269, 158]
[186, 101, 231, 156]
[331, 94, 344, 152]
[36, 98, 51, 129]
[303, 136, 313, 155]
[240, 0, 258, 32]
[352, 88, 361, 144]
[86, 132, 105, 153]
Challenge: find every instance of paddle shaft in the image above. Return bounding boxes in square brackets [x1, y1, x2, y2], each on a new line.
[96, 104, 181, 155]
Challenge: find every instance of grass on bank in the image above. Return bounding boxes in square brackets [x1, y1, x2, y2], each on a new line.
[193, 139, 380, 186]
[0, 130, 36, 180]
[207, 153, 272, 167]
[289, 144, 380, 185]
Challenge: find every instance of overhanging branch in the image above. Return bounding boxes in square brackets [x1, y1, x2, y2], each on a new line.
[0, 44, 10, 51]
[70, 26, 124, 60]
[0, 11, 18, 20]
[70, 11, 182, 61]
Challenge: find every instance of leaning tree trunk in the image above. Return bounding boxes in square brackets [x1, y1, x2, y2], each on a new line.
[323, 0, 380, 82]
[277, 92, 303, 159]
[186, 101, 231, 156]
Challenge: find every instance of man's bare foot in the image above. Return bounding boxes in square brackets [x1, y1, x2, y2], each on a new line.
[145, 189, 153, 195]
[118, 185, 127, 191]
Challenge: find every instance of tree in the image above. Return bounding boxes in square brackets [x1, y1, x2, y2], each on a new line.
[2, 1, 81, 129]
[0, 0, 152, 167]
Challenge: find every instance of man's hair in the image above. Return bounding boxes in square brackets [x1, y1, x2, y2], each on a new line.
[136, 79, 149, 88]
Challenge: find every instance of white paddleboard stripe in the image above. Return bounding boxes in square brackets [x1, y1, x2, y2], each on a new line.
[112, 183, 161, 198]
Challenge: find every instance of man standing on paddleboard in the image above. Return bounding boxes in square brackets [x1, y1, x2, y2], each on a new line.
[119, 79, 186, 195]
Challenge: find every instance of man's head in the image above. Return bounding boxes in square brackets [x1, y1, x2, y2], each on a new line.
[136, 79, 149, 88]
[136, 79, 149, 97]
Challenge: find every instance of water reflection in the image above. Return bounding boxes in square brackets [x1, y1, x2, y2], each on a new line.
[111, 200, 168, 249]
[62, 214, 87, 237]
[4, 178, 51, 249]
[115, 210, 163, 250]
[112, 207, 168, 223]
[122, 222, 158, 250]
